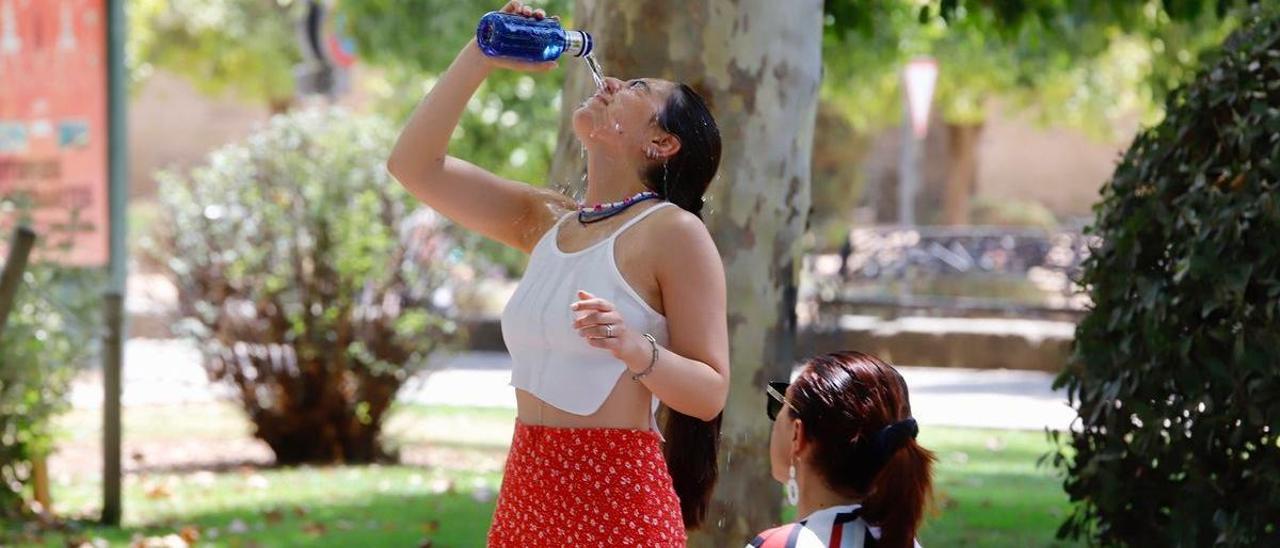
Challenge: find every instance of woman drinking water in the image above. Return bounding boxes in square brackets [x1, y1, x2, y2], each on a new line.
[386, 2, 729, 545]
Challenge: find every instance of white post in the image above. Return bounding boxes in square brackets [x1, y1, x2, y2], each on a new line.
[898, 57, 938, 226]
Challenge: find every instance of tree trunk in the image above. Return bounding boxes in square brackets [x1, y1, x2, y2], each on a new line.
[940, 122, 983, 225]
[551, 2, 822, 545]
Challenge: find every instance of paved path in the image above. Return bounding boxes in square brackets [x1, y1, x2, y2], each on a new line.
[71, 340, 1078, 432]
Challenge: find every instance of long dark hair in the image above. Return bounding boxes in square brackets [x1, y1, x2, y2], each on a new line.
[789, 351, 935, 548]
[643, 83, 721, 218]
[644, 83, 723, 530]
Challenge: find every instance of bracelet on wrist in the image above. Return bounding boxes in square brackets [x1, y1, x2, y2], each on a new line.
[631, 333, 658, 381]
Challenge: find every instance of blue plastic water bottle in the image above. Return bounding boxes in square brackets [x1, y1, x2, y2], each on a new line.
[476, 12, 593, 62]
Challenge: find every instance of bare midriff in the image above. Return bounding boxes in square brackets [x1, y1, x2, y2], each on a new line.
[515, 372, 654, 430]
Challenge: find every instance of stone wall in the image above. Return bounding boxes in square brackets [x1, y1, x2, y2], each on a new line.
[798, 315, 1074, 372]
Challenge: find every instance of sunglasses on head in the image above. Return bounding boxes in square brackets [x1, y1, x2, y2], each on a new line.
[766, 381, 792, 421]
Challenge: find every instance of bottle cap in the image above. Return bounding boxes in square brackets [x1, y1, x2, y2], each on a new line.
[565, 30, 593, 58]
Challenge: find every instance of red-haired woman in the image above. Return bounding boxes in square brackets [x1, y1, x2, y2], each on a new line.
[750, 351, 935, 548]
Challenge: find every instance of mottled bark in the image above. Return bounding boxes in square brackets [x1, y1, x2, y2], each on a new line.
[550, 2, 822, 545]
[941, 122, 983, 225]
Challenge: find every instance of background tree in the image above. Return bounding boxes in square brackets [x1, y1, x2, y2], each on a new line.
[130, 0, 573, 273]
[129, 0, 303, 112]
[130, 0, 569, 185]
[821, 0, 1244, 225]
[544, 2, 822, 545]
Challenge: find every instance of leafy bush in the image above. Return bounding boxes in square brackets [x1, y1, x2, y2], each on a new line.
[0, 204, 102, 518]
[149, 108, 489, 464]
[1053, 7, 1280, 546]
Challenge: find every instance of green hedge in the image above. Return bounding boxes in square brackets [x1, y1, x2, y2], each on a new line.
[1053, 7, 1280, 546]
[149, 108, 491, 464]
[0, 212, 102, 518]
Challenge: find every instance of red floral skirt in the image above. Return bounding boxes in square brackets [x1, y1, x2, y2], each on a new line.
[487, 421, 685, 547]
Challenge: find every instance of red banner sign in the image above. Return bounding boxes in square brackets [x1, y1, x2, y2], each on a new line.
[0, 0, 109, 266]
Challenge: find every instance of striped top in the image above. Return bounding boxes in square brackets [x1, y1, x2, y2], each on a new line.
[746, 504, 922, 548]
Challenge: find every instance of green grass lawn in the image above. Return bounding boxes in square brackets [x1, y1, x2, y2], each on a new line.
[5, 403, 1080, 547]
[918, 428, 1078, 547]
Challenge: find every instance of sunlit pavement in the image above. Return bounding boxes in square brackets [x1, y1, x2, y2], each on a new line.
[72, 339, 1077, 432]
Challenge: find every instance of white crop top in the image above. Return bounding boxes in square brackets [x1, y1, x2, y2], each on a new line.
[501, 203, 673, 423]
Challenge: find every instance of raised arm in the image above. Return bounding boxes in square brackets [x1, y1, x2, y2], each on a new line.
[386, 2, 572, 253]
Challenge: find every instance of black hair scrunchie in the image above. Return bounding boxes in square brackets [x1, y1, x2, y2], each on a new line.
[872, 418, 919, 464]
[849, 418, 921, 491]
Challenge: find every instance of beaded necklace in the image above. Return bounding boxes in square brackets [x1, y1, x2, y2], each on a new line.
[577, 190, 661, 224]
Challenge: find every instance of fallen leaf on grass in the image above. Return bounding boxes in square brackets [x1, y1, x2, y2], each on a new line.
[144, 483, 172, 500]
[934, 490, 956, 510]
[263, 508, 285, 524]
[421, 520, 440, 535]
[302, 522, 327, 536]
[418, 539, 434, 548]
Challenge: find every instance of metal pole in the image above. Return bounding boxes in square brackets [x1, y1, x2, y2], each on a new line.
[0, 226, 36, 334]
[897, 103, 918, 227]
[102, 293, 123, 525]
[102, 0, 128, 526]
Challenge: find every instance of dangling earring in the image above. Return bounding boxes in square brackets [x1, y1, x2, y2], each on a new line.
[662, 160, 670, 198]
[786, 463, 799, 506]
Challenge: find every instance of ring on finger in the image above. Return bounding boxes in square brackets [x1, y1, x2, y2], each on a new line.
[605, 324, 614, 338]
